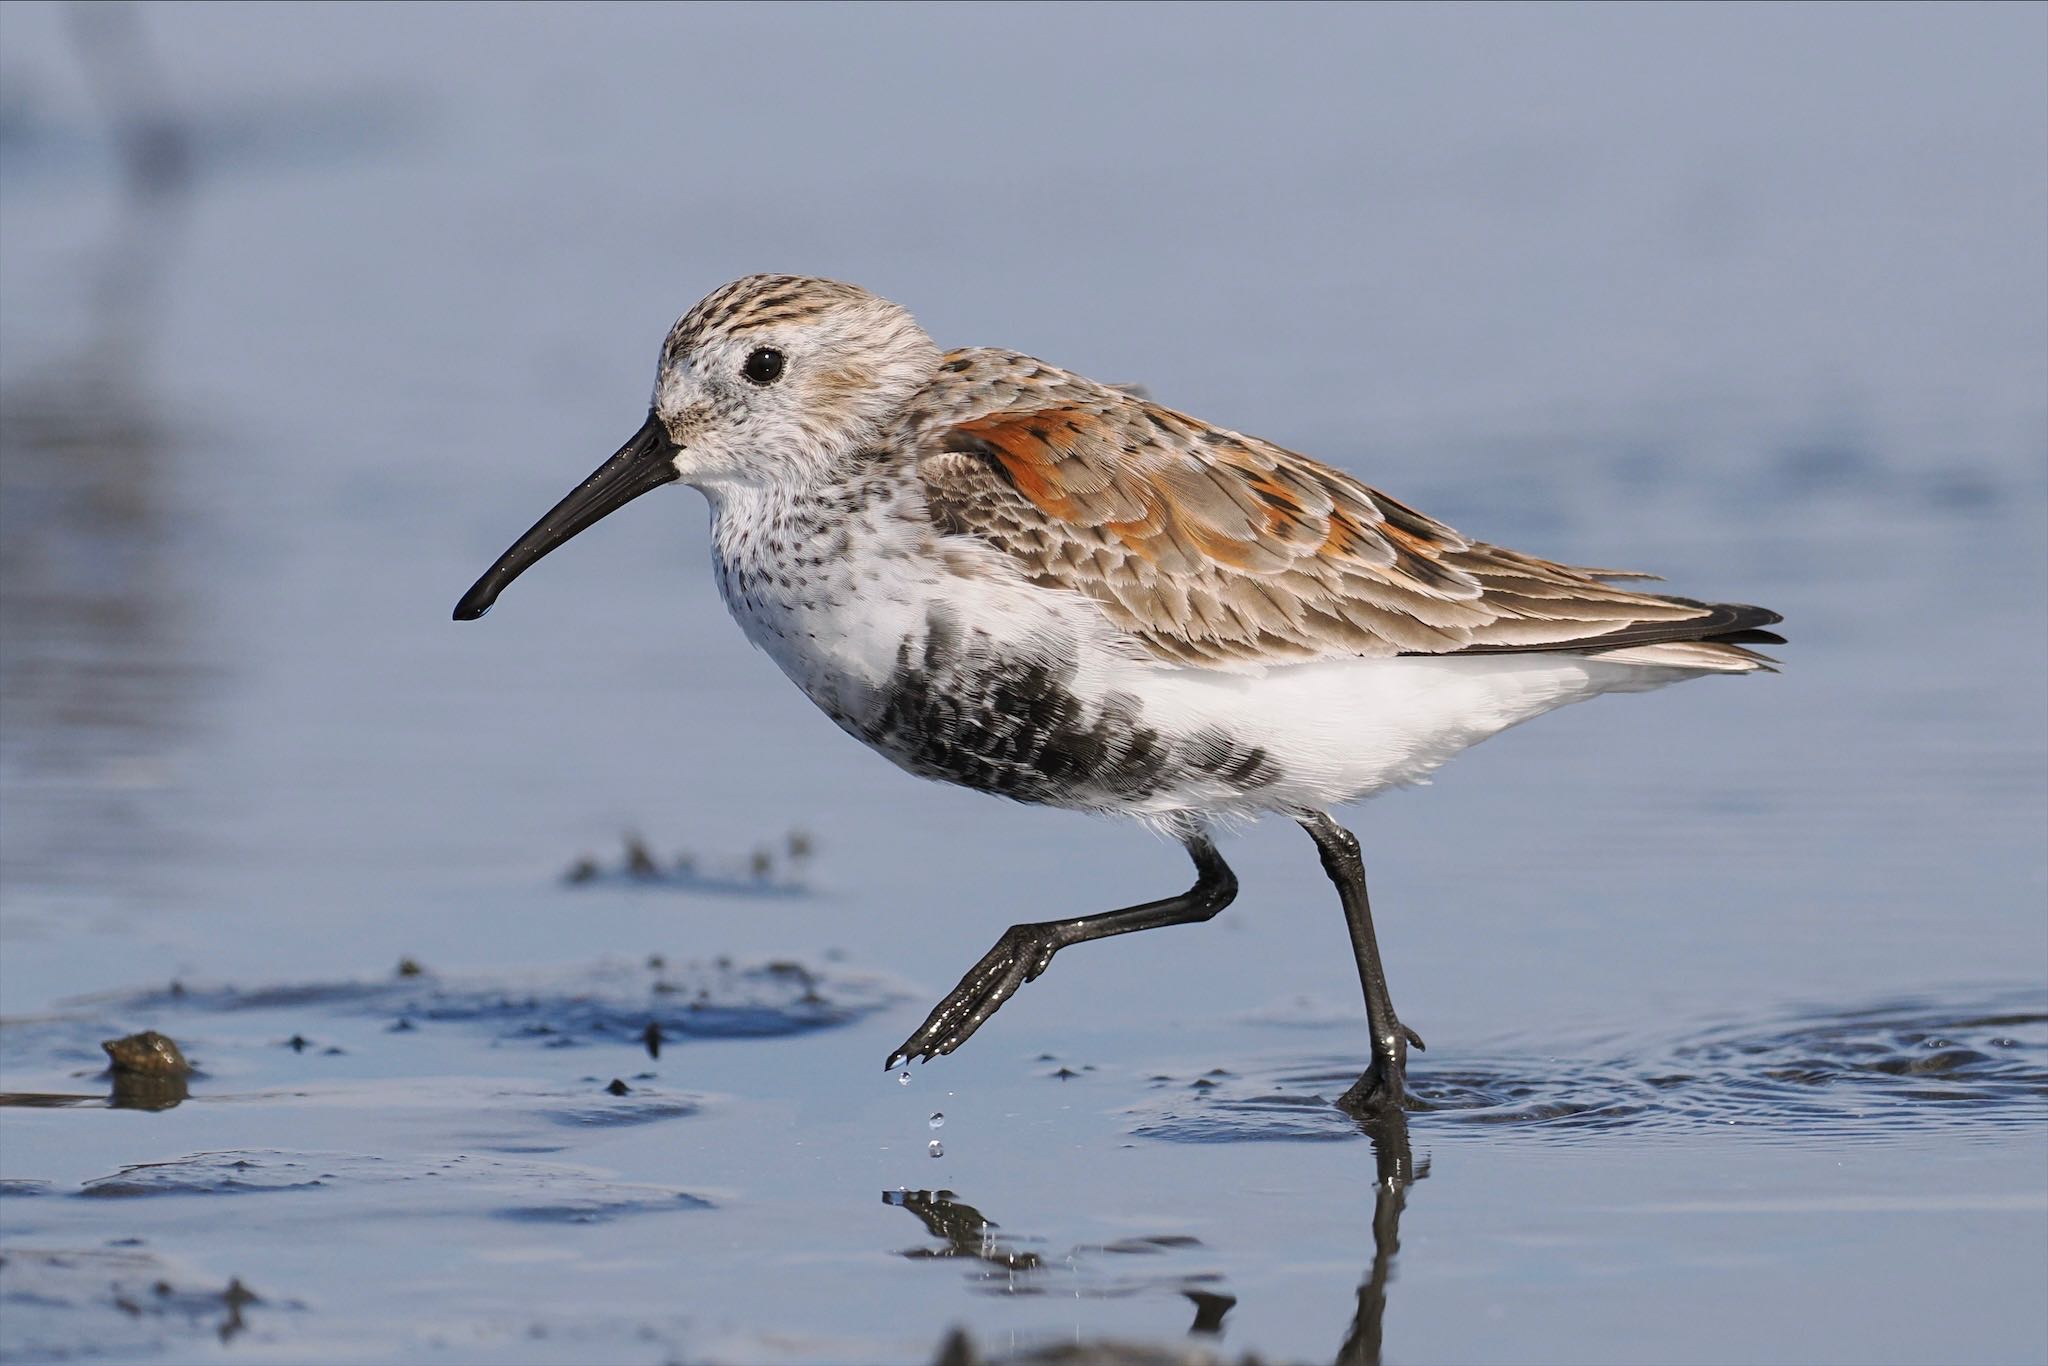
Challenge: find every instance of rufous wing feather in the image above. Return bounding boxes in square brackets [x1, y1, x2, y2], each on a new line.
[915, 351, 1781, 669]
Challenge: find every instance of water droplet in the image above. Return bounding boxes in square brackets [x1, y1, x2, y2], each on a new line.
[897, 1070, 910, 1086]
[928, 1140, 944, 1158]
[928, 1111, 945, 1129]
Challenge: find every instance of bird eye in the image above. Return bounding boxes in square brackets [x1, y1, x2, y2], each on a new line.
[742, 347, 785, 384]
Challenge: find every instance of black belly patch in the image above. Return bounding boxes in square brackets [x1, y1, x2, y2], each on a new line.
[861, 611, 1282, 808]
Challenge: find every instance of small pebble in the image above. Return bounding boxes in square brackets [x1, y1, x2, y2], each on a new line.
[101, 1031, 191, 1078]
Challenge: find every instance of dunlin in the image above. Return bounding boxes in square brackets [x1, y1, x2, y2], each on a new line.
[455, 275, 1782, 1111]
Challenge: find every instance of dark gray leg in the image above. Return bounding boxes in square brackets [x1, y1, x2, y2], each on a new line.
[887, 834, 1238, 1069]
[1299, 812, 1424, 1112]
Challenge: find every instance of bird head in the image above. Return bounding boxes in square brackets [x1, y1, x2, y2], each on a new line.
[454, 274, 939, 621]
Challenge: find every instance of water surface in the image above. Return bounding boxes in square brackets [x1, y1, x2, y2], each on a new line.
[2, 5, 2044, 1363]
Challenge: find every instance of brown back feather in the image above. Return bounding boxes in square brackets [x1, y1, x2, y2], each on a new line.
[914, 350, 1781, 668]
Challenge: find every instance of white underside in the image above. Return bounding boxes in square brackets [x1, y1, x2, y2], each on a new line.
[1089, 649, 1710, 819]
[702, 481, 1748, 824]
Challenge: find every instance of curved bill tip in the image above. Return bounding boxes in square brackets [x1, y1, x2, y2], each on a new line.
[452, 412, 677, 623]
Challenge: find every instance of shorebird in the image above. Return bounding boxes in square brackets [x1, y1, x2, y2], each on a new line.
[455, 275, 1782, 1112]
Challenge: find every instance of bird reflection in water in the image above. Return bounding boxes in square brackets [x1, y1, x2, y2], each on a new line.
[886, 1188, 1043, 1279]
[1336, 1105, 1426, 1366]
[888, 1104, 1425, 1365]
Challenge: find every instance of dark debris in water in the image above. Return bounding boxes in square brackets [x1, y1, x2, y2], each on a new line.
[1130, 991, 2048, 1144]
[85, 954, 899, 1049]
[100, 1029, 190, 1078]
[94, 1031, 193, 1109]
[0, 1029, 196, 1112]
[561, 828, 817, 896]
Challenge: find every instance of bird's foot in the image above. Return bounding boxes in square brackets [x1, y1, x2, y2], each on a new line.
[1335, 1058, 1408, 1116]
[1334, 1021, 1425, 1116]
[885, 922, 1061, 1070]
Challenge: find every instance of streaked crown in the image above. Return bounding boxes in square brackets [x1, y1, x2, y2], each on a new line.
[653, 275, 941, 487]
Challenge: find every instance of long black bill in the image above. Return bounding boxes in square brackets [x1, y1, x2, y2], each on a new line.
[453, 411, 679, 621]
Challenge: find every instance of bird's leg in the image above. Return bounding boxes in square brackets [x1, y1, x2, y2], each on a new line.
[887, 834, 1237, 1069]
[1299, 813, 1423, 1114]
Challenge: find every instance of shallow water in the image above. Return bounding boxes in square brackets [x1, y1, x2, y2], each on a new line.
[2, 5, 2045, 1363]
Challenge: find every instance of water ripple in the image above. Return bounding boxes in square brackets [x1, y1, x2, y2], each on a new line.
[1131, 990, 2048, 1145]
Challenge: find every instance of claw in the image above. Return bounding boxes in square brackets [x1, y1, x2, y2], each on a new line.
[888, 923, 1060, 1072]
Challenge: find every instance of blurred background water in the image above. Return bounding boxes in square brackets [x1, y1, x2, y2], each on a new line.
[0, 4, 2043, 1363]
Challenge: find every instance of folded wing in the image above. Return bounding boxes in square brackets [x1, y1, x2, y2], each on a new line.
[915, 353, 1781, 670]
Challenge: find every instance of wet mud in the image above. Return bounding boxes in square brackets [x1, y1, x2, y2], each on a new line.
[67, 953, 899, 1050]
[76, 1149, 713, 1223]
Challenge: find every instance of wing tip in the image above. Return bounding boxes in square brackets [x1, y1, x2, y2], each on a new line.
[1583, 600, 1787, 672]
[1422, 597, 1789, 663]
